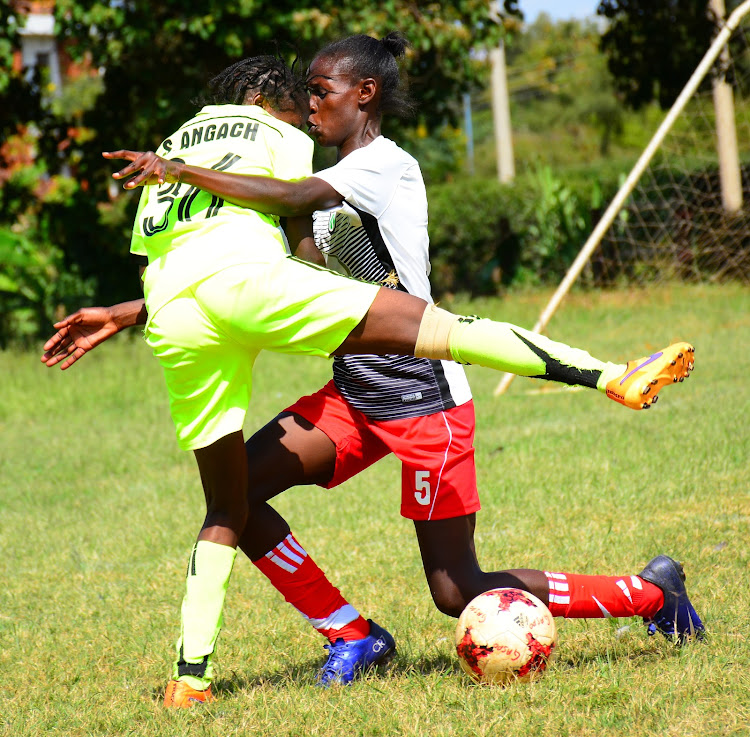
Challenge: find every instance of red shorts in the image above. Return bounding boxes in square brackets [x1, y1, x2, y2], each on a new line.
[285, 381, 480, 521]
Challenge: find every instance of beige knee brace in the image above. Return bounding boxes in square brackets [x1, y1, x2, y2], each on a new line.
[414, 303, 460, 361]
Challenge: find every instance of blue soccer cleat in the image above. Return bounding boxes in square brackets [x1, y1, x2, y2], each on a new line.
[317, 619, 396, 686]
[638, 555, 705, 643]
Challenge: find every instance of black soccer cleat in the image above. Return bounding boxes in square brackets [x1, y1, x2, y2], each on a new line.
[638, 555, 705, 644]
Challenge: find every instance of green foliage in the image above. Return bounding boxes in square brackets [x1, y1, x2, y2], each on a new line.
[49, 74, 104, 121]
[0, 228, 95, 347]
[427, 178, 524, 295]
[506, 15, 625, 156]
[518, 165, 591, 284]
[397, 121, 467, 184]
[427, 165, 616, 295]
[598, 0, 717, 110]
[0, 2, 21, 95]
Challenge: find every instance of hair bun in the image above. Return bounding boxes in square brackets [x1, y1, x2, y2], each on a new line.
[380, 30, 409, 59]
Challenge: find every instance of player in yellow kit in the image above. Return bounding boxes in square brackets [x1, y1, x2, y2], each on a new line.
[119, 56, 386, 707]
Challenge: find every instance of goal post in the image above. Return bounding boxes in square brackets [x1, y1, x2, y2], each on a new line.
[494, 0, 750, 397]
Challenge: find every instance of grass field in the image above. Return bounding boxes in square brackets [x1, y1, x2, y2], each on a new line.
[1, 284, 748, 736]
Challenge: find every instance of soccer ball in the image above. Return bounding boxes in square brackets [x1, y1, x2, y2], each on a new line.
[455, 588, 557, 685]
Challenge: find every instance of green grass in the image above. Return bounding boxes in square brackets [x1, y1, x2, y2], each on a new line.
[1, 284, 748, 736]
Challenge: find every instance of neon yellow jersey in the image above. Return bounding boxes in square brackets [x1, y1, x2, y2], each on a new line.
[129, 104, 313, 319]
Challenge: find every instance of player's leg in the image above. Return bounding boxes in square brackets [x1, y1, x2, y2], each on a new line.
[239, 389, 395, 684]
[414, 517, 703, 641]
[195, 430, 250, 546]
[379, 401, 551, 615]
[165, 431, 246, 707]
[414, 515, 548, 615]
[240, 411, 372, 645]
[182, 263, 392, 682]
[240, 412, 336, 560]
[335, 288, 694, 410]
[145, 288, 255, 707]
[254, 256, 625, 398]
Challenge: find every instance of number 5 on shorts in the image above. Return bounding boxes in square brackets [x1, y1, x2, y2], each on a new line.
[414, 470, 431, 506]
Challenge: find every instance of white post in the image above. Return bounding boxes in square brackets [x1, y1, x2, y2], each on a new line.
[491, 39, 515, 183]
[710, 0, 743, 213]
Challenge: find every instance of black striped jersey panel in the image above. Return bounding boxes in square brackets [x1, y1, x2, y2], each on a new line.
[313, 205, 459, 421]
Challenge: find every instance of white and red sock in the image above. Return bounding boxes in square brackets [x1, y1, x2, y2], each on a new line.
[545, 571, 664, 619]
[253, 533, 370, 642]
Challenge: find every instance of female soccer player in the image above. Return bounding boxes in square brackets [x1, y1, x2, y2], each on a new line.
[43, 37, 701, 707]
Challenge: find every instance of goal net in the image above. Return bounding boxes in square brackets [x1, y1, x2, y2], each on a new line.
[495, 0, 750, 395]
[590, 15, 750, 287]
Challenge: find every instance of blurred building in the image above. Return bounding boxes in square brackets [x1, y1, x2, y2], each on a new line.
[12, 1, 62, 90]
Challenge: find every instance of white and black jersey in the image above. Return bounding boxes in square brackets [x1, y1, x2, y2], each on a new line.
[312, 137, 471, 421]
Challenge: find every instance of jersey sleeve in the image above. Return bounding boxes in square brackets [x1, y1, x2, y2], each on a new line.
[313, 145, 404, 218]
[129, 188, 150, 257]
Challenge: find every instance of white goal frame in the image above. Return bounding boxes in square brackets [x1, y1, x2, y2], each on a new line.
[494, 0, 750, 397]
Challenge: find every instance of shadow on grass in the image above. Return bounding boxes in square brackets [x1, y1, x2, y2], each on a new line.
[208, 653, 460, 695]
[149, 643, 687, 701]
[552, 640, 681, 672]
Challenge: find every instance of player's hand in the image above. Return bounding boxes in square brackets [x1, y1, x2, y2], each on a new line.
[41, 307, 120, 370]
[103, 150, 182, 189]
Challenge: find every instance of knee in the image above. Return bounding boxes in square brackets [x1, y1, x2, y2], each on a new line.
[206, 495, 249, 531]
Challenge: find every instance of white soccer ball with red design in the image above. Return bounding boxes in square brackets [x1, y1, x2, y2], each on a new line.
[455, 588, 557, 685]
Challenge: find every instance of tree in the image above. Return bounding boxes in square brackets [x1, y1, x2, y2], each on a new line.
[597, 0, 721, 109]
[54, 1, 519, 152]
[504, 14, 624, 156]
[1, 0, 521, 310]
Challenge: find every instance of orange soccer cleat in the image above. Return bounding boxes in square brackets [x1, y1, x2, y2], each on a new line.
[163, 679, 215, 709]
[605, 342, 695, 410]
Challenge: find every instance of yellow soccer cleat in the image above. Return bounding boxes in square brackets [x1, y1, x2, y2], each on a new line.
[163, 679, 215, 709]
[605, 342, 695, 410]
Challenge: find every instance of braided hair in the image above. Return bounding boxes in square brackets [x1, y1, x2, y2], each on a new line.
[314, 32, 415, 118]
[196, 55, 308, 113]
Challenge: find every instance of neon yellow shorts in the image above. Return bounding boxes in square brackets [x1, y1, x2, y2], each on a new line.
[144, 256, 380, 450]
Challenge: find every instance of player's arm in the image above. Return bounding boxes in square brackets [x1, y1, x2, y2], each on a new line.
[284, 214, 325, 267]
[41, 298, 147, 370]
[103, 150, 342, 217]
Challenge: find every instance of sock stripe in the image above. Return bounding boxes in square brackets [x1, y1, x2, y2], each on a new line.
[545, 572, 570, 604]
[266, 553, 297, 573]
[303, 603, 360, 632]
[549, 593, 571, 604]
[189, 544, 197, 576]
[549, 581, 569, 592]
[277, 541, 305, 566]
[616, 578, 633, 603]
[286, 535, 307, 558]
[265, 534, 308, 573]
[592, 595, 613, 618]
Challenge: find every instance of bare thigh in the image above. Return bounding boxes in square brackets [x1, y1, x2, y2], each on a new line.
[334, 288, 427, 356]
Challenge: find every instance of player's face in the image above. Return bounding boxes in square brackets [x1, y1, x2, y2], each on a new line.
[305, 55, 363, 148]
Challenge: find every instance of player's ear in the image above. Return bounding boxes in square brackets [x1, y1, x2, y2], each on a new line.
[359, 78, 377, 105]
[245, 91, 266, 107]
